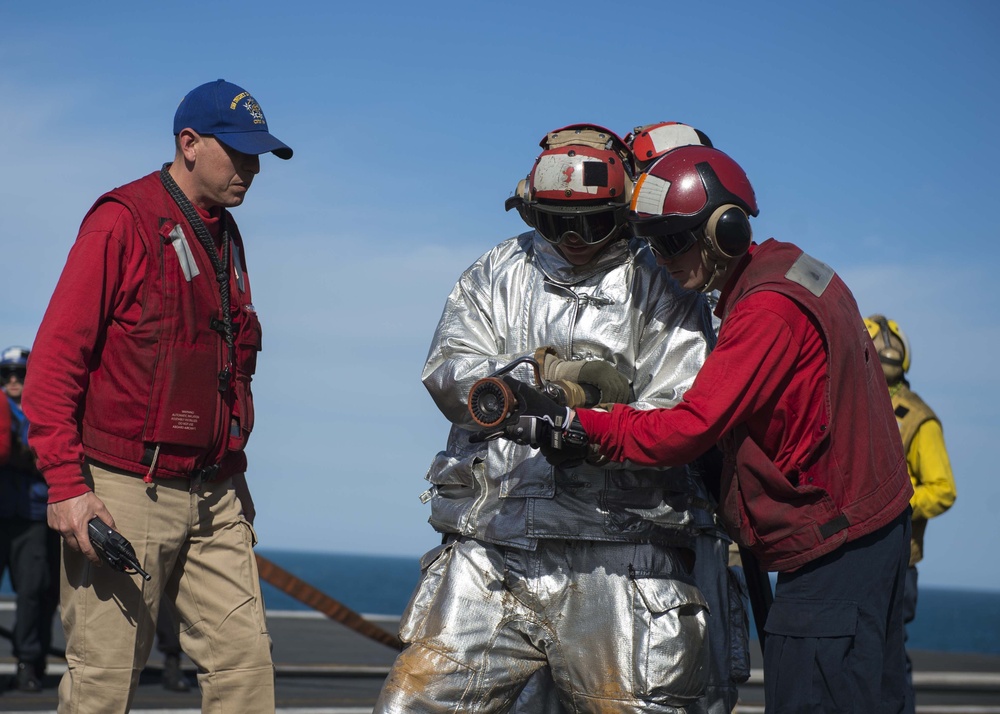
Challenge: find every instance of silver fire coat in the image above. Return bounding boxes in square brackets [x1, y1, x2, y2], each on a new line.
[421, 231, 718, 548]
[402, 231, 748, 713]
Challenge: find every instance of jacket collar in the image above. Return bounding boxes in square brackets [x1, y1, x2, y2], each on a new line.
[529, 231, 631, 286]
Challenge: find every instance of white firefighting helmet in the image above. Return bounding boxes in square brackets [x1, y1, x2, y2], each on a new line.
[505, 125, 634, 246]
[625, 122, 713, 174]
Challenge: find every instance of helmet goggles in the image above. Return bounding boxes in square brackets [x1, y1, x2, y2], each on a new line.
[630, 214, 701, 259]
[645, 231, 699, 260]
[1, 367, 26, 383]
[530, 203, 626, 245]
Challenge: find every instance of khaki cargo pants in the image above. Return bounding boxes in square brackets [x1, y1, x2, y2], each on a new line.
[57, 463, 274, 714]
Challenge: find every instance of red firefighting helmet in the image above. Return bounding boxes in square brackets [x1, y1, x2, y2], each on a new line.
[629, 145, 758, 261]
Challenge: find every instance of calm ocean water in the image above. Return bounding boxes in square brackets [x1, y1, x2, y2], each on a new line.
[254, 549, 1000, 656]
[4, 549, 997, 655]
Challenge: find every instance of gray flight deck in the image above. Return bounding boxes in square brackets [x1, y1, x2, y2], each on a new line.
[2, 599, 999, 712]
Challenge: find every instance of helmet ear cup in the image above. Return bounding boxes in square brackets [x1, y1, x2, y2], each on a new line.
[505, 178, 533, 224]
[703, 204, 752, 259]
[874, 315, 906, 382]
[879, 348, 905, 383]
[515, 178, 528, 201]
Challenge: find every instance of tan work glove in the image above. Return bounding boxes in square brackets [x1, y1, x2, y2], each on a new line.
[533, 346, 632, 408]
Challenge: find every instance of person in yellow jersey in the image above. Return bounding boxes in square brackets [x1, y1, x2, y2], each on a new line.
[865, 315, 957, 714]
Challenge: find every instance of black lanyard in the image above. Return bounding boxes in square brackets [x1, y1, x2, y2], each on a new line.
[159, 164, 236, 393]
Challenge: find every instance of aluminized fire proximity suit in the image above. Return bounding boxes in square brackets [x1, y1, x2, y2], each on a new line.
[374, 231, 748, 714]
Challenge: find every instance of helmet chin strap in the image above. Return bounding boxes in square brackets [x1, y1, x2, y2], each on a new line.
[698, 245, 731, 293]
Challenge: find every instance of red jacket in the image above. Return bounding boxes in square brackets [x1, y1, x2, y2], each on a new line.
[578, 239, 912, 571]
[0, 393, 10, 465]
[25, 172, 262, 503]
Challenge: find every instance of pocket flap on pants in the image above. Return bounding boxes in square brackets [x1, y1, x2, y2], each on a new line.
[634, 577, 708, 615]
[764, 597, 858, 638]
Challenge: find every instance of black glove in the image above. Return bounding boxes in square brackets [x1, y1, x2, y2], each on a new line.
[499, 376, 572, 448]
[540, 438, 589, 468]
[541, 409, 596, 467]
[467, 376, 592, 456]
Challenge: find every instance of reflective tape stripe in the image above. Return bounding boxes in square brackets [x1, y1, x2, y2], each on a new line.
[231, 241, 246, 292]
[169, 225, 200, 282]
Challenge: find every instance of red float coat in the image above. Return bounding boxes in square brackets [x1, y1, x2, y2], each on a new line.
[578, 239, 912, 571]
[25, 172, 262, 503]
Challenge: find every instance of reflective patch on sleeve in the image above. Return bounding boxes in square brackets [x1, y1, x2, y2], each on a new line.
[169, 225, 200, 282]
[785, 252, 834, 297]
[231, 241, 246, 293]
[632, 174, 671, 216]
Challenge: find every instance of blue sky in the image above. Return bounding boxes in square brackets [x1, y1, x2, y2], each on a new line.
[2, 2, 998, 592]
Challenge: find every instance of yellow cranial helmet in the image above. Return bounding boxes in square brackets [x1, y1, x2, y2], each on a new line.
[864, 315, 911, 382]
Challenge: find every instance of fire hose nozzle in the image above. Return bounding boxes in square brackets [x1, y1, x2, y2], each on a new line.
[468, 376, 516, 428]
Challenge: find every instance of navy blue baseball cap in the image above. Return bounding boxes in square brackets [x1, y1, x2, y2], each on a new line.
[173, 79, 293, 160]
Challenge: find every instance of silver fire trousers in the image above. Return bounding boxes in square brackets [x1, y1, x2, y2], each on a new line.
[374, 537, 710, 714]
[508, 533, 748, 714]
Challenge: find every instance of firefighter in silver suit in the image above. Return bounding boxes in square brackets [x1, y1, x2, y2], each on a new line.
[374, 125, 748, 714]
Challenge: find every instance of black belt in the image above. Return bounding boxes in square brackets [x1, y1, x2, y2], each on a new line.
[139, 447, 222, 491]
[188, 463, 221, 492]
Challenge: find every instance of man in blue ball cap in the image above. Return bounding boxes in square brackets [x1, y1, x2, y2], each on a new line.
[173, 78, 293, 160]
[24, 79, 291, 713]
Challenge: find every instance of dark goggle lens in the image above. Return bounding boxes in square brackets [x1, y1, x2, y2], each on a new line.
[1, 369, 25, 383]
[647, 230, 698, 260]
[534, 210, 619, 245]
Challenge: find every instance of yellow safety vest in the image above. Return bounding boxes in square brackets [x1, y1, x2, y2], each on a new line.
[890, 384, 956, 565]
